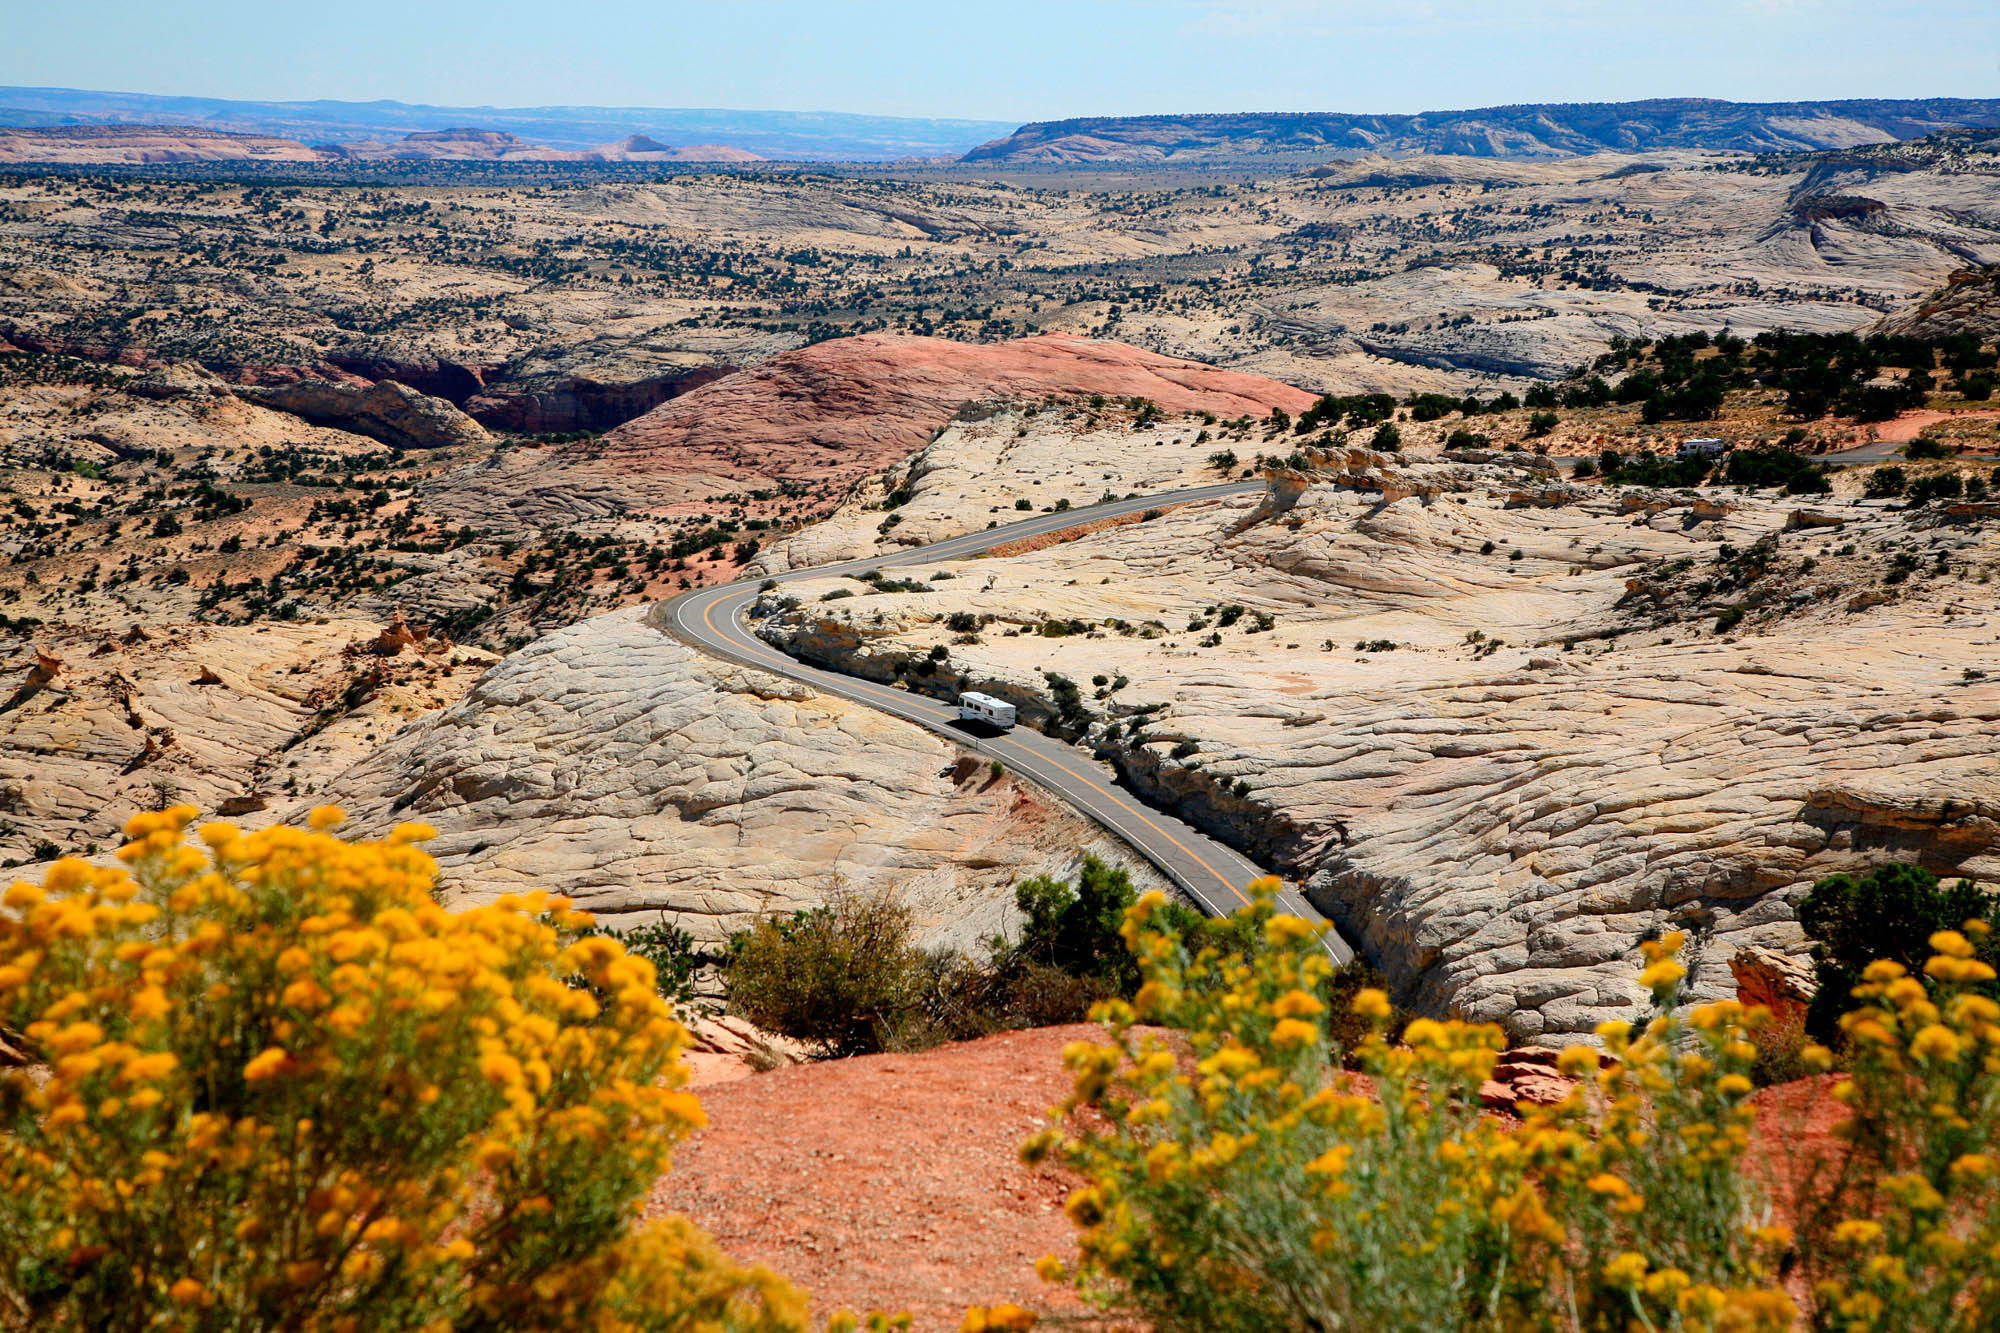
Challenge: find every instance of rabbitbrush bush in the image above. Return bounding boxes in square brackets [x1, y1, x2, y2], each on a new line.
[1016, 878, 2000, 1333]
[0, 805, 818, 1333]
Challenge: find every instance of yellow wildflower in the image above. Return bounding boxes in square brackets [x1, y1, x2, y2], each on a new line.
[1271, 988, 1324, 1019]
[1910, 1024, 1963, 1063]
[1350, 988, 1392, 1021]
[1270, 1018, 1317, 1048]
[1602, 1251, 1649, 1286]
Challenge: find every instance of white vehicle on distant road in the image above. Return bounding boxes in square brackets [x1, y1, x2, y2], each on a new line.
[957, 692, 1016, 730]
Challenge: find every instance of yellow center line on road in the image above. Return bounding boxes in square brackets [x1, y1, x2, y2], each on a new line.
[696, 588, 1254, 910]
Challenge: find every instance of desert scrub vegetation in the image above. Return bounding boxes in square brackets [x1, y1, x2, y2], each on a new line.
[1798, 861, 1998, 1043]
[0, 806, 818, 1333]
[723, 857, 1292, 1059]
[723, 864, 1142, 1058]
[1024, 881, 2000, 1332]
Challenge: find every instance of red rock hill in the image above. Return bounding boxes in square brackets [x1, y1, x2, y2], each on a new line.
[600, 332, 1313, 495]
[426, 332, 1316, 529]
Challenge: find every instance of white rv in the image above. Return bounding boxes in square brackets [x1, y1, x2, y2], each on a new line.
[958, 692, 1016, 730]
[1677, 437, 1727, 460]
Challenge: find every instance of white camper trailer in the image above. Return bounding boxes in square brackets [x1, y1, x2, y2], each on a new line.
[958, 692, 1016, 730]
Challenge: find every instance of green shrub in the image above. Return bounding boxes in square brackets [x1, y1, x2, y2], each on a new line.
[596, 913, 714, 1008]
[726, 892, 924, 1058]
[1799, 862, 1999, 1042]
[1001, 962, 1119, 1029]
[1865, 465, 1908, 498]
[1042, 672, 1091, 736]
[1908, 471, 1965, 506]
[1009, 854, 1143, 991]
[1724, 446, 1828, 494]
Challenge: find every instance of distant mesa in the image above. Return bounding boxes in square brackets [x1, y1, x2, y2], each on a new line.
[318, 127, 566, 162]
[0, 86, 1012, 160]
[0, 124, 325, 165]
[9, 94, 2000, 169]
[587, 135, 764, 163]
[0, 123, 765, 166]
[962, 97, 2000, 164]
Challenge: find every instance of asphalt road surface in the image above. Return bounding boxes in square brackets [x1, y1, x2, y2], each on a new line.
[657, 482, 1354, 964]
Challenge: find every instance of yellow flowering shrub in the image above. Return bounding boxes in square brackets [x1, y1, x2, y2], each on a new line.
[1024, 880, 2000, 1332]
[0, 805, 808, 1332]
[1781, 926, 2000, 1331]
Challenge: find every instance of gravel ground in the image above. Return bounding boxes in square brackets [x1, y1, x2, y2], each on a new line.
[648, 1024, 1099, 1330]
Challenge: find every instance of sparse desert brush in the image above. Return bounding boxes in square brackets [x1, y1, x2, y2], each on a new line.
[0, 805, 811, 1333]
[1019, 881, 2000, 1333]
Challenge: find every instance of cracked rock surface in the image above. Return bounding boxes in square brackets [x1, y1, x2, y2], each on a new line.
[757, 439, 2000, 1038]
[315, 605, 1165, 953]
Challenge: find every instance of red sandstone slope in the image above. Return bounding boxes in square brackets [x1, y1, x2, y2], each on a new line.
[425, 332, 1317, 530]
[599, 332, 1315, 495]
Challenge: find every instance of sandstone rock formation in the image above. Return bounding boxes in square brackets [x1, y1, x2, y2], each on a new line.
[1478, 1047, 1580, 1113]
[233, 379, 490, 451]
[312, 605, 1167, 953]
[424, 333, 1316, 530]
[0, 621, 496, 862]
[463, 367, 736, 434]
[1879, 265, 2000, 341]
[6, 142, 1990, 413]
[1730, 945, 1816, 1023]
[754, 446, 2000, 1039]
[682, 1014, 807, 1087]
[752, 399, 1230, 572]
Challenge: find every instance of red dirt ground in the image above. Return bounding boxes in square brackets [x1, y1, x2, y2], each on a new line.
[648, 1024, 1099, 1330]
[1872, 408, 2000, 442]
[653, 1028, 1856, 1331]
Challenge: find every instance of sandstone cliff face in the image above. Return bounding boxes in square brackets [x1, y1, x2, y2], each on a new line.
[312, 605, 1166, 953]
[234, 379, 490, 451]
[423, 334, 1315, 531]
[1878, 266, 2000, 341]
[463, 367, 736, 434]
[755, 446, 2000, 1040]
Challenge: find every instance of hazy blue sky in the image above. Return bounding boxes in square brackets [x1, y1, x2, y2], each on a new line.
[7, 0, 1996, 123]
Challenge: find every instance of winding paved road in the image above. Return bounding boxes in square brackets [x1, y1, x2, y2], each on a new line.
[656, 483, 1354, 964]
[653, 437, 1910, 965]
